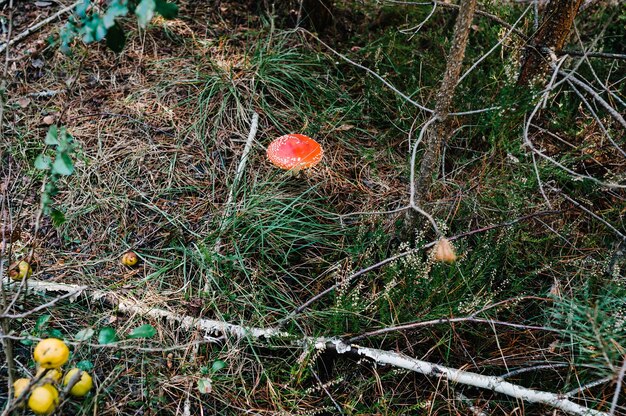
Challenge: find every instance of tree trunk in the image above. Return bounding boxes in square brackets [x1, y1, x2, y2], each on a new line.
[517, 0, 584, 86]
[413, 0, 478, 204]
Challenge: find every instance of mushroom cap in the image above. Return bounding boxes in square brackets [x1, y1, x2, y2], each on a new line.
[266, 134, 323, 170]
[434, 237, 457, 263]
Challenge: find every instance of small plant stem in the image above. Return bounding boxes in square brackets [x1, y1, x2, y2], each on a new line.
[0, 0, 16, 398]
[609, 356, 626, 415]
[203, 111, 259, 293]
[348, 311, 556, 343]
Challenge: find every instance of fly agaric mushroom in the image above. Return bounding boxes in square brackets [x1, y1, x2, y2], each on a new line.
[266, 134, 323, 172]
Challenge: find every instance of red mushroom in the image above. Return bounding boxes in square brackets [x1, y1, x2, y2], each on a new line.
[266, 134, 323, 172]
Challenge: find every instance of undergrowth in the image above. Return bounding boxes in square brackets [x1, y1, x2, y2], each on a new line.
[1, 1, 625, 414]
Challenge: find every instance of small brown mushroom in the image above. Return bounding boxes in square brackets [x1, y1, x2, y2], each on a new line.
[434, 238, 457, 263]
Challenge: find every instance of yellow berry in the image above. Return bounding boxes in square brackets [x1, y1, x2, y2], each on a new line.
[11, 260, 32, 280]
[64, 368, 93, 397]
[33, 338, 70, 369]
[27, 385, 58, 415]
[36, 367, 62, 384]
[121, 251, 139, 266]
[13, 378, 31, 399]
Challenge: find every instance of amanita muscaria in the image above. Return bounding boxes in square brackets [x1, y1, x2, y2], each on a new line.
[266, 134, 323, 171]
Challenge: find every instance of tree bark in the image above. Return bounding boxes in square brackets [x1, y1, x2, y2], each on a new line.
[413, 0, 478, 204]
[517, 0, 584, 86]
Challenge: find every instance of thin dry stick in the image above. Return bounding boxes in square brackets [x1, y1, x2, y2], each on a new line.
[457, 5, 531, 86]
[296, 28, 434, 114]
[522, 82, 626, 189]
[552, 187, 626, 240]
[562, 71, 626, 130]
[203, 111, 259, 292]
[348, 316, 556, 343]
[0, 287, 85, 319]
[0, 1, 80, 54]
[567, 376, 613, 398]
[1, 277, 287, 340]
[386, 0, 529, 41]
[609, 356, 626, 415]
[0, 0, 16, 397]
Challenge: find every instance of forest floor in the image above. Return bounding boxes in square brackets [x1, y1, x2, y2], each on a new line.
[1, 1, 625, 415]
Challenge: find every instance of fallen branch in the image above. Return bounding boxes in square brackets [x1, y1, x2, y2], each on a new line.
[0, 2, 80, 54]
[2, 278, 607, 415]
[1, 278, 287, 340]
[319, 339, 607, 416]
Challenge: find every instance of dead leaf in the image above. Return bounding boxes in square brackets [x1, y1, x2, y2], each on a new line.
[18, 97, 31, 108]
[198, 378, 212, 394]
[335, 124, 354, 132]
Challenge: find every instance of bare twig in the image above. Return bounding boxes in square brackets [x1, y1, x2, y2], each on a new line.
[567, 376, 613, 398]
[296, 28, 434, 114]
[0, 2, 80, 54]
[0, 286, 85, 319]
[552, 187, 626, 240]
[204, 111, 259, 292]
[2, 277, 287, 340]
[609, 356, 626, 415]
[348, 316, 556, 343]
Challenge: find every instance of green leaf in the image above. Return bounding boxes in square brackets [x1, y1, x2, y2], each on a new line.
[34, 154, 52, 170]
[105, 22, 126, 53]
[35, 314, 51, 331]
[75, 328, 95, 341]
[45, 125, 59, 145]
[20, 331, 34, 346]
[155, 0, 178, 19]
[197, 378, 212, 394]
[75, 0, 91, 18]
[211, 360, 226, 373]
[50, 208, 66, 227]
[135, 0, 156, 28]
[47, 329, 64, 339]
[82, 16, 107, 43]
[60, 22, 78, 54]
[98, 327, 118, 345]
[77, 360, 94, 371]
[103, 0, 129, 28]
[52, 152, 74, 176]
[128, 324, 157, 339]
